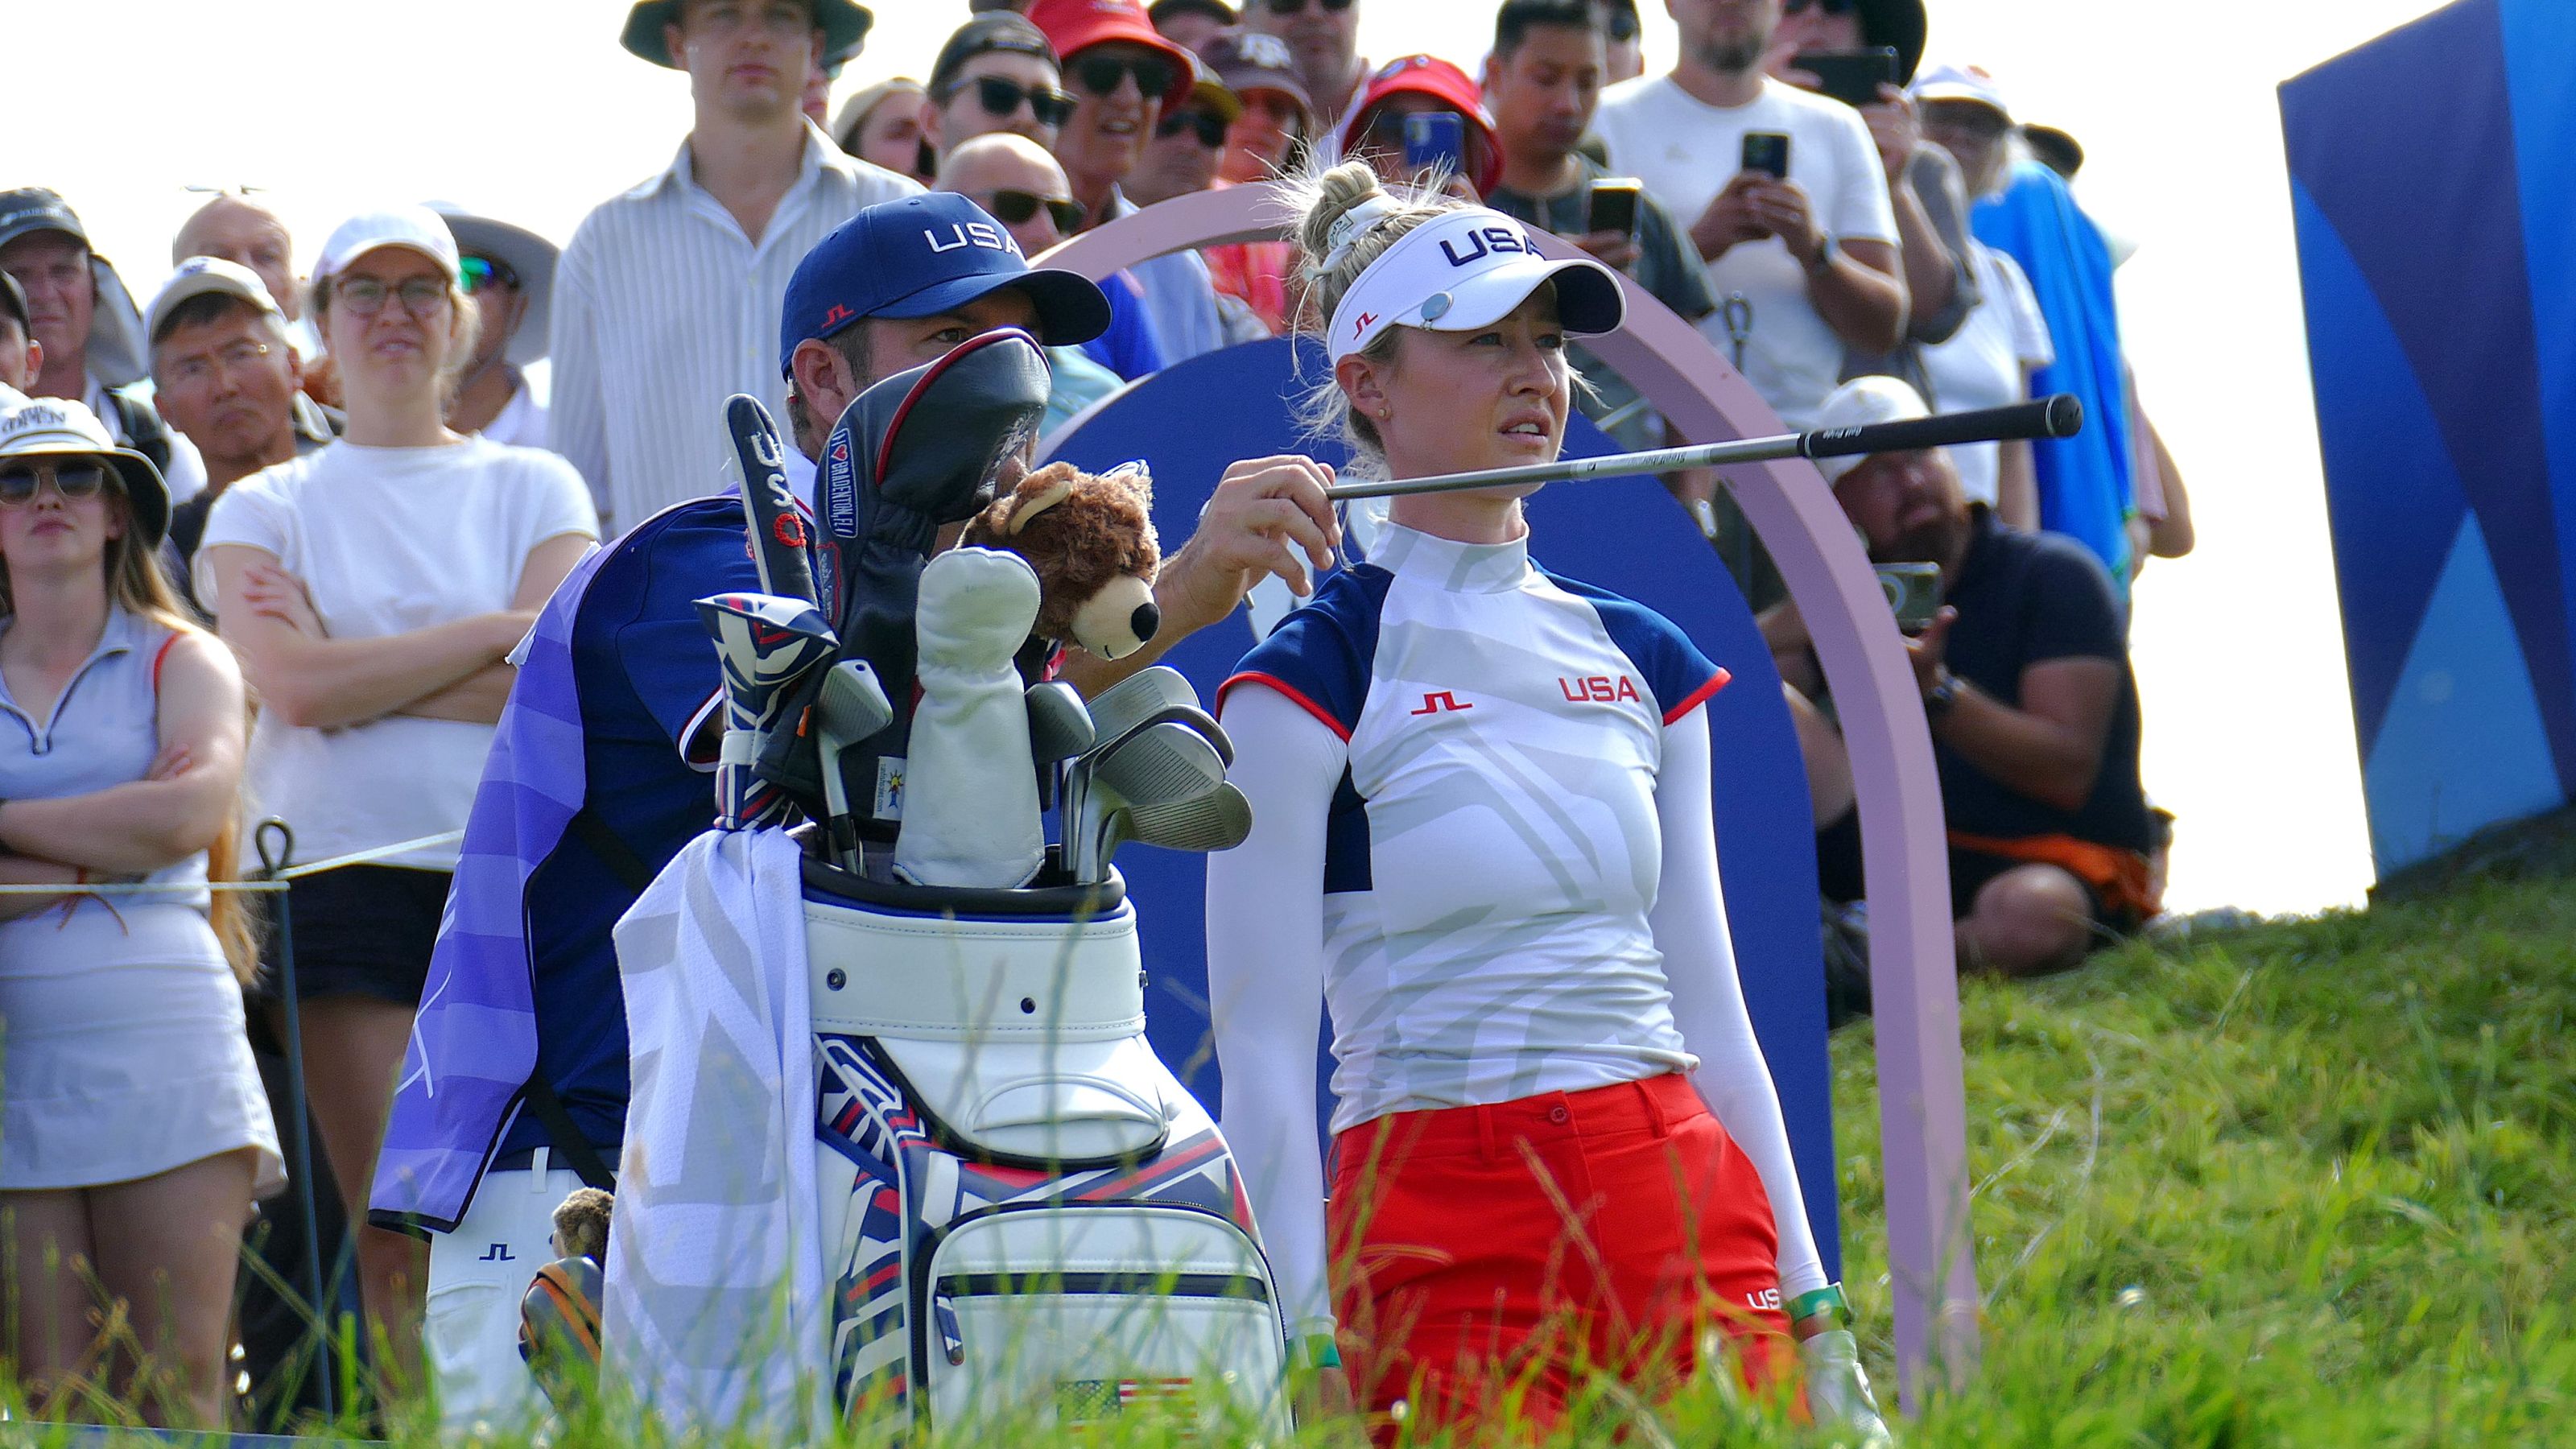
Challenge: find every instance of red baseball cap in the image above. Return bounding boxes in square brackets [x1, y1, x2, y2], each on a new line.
[1335, 55, 1505, 196]
[1026, 0, 1195, 111]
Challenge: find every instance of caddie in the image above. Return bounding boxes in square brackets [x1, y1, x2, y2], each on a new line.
[369, 190, 1340, 1431]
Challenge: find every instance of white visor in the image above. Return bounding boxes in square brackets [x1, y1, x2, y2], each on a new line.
[1326, 207, 1625, 364]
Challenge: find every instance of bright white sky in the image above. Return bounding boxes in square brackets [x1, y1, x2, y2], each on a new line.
[38, 0, 2454, 916]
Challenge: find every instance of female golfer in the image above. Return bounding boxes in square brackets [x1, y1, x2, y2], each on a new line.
[199, 205, 596, 1382]
[0, 396, 278, 1426]
[1206, 162, 1882, 1439]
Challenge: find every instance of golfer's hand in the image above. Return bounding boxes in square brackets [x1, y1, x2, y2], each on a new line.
[1159, 456, 1342, 638]
[1798, 1328, 1893, 1447]
[1570, 228, 1641, 274]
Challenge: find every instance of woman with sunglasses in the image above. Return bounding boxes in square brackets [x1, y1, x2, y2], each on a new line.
[1030, 0, 1239, 361]
[198, 206, 597, 1383]
[1206, 163, 1889, 1443]
[432, 205, 557, 451]
[0, 396, 279, 1427]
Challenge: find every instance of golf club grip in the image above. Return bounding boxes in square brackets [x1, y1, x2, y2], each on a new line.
[725, 394, 821, 607]
[1799, 394, 2083, 462]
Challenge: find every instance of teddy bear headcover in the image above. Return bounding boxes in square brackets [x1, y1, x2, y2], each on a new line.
[962, 460, 1162, 659]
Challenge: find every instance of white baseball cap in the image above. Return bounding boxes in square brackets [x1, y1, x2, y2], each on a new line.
[1909, 63, 2012, 122]
[0, 394, 170, 547]
[147, 255, 283, 343]
[1326, 203, 1624, 365]
[313, 204, 461, 286]
[1812, 375, 1930, 484]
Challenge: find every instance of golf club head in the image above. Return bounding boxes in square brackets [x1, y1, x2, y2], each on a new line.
[819, 659, 894, 742]
[1121, 782, 1254, 854]
[1080, 665, 1199, 749]
[1092, 720, 1228, 808]
[1096, 701, 1233, 768]
[1074, 775, 1128, 885]
[1025, 681, 1096, 762]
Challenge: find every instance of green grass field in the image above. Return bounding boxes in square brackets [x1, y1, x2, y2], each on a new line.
[18, 844, 2576, 1446]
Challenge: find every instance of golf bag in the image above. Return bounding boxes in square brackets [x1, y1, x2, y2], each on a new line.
[696, 344, 1288, 1435]
[803, 857, 1291, 1437]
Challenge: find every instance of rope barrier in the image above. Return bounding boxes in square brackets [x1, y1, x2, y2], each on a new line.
[0, 828, 466, 894]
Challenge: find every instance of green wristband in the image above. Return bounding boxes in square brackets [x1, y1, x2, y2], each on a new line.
[1298, 1334, 1342, 1370]
[1785, 1283, 1852, 1327]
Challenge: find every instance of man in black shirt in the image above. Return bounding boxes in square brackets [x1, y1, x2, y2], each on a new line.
[1775, 377, 2154, 979]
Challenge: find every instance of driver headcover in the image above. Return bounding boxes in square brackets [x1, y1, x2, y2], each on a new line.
[755, 328, 1052, 818]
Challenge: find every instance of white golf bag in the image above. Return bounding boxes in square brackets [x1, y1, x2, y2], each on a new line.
[803, 857, 1291, 1438]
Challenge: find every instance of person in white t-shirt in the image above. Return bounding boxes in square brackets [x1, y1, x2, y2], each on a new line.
[1589, 0, 1906, 429]
[198, 206, 597, 1389]
[1921, 242, 2051, 524]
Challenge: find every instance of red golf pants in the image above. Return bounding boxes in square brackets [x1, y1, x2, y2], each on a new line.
[1327, 1072, 1790, 1442]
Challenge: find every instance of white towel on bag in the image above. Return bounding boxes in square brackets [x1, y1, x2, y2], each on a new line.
[602, 826, 825, 1436]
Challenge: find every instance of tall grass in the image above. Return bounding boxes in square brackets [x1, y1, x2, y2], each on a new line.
[13, 861, 2574, 1445]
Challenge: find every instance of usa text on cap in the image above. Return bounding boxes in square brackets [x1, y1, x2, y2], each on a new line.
[1327, 205, 1624, 365]
[778, 192, 1110, 376]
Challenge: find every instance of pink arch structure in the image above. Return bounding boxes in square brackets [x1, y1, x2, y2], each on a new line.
[1047, 182, 1979, 1405]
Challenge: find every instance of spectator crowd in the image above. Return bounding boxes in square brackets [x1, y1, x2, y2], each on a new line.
[0, 0, 2189, 1431]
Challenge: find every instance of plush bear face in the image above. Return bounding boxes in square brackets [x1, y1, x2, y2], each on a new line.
[961, 460, 1162, 659]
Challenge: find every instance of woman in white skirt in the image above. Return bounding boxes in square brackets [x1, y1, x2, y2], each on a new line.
[0, 394, 280, 1427]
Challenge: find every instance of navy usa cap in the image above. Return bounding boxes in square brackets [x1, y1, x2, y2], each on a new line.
[778, 192, 1111, 377]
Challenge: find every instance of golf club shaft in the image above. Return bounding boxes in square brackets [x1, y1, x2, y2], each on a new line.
[1321, 394, 2084, 502]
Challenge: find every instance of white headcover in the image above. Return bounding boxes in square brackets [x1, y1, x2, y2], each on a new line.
[1324, 205, 1625, 364]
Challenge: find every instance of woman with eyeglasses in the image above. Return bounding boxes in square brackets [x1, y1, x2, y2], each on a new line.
[432, 205, 558, 452]
[0, 395, 279, 1428]
[198, 206, 597, 1382]
[1206, 163, 1889, 1443]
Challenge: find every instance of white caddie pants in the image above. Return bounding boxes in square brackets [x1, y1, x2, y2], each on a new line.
[427, 1154, 590, 1435]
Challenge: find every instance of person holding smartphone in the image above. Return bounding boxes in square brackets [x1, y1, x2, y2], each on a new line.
[1483, 1, 1715, 455]
[1765, 0, 1979, 393]
[1591, 0, 1908, 430]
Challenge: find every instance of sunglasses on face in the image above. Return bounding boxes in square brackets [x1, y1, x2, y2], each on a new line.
[1157, 109, 1230, 147]
[1781, 0, 1857, 14]
[942, 74, 1077, 128]
[333, 275, 452, 318]
[1261, 0, 1353, 13]
[460, 255, 521, 295]
[1071, 51, 1175, 101]
[976, 189, 1086, 232]
[0, 459, 113, 507]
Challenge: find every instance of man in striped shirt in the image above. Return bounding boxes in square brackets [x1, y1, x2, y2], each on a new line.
[551, 0, 919, 534]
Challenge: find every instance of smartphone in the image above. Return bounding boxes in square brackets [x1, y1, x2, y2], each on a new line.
[1874, 562, 1942, 634]
[1587, 178, 1642, 239]
[1403, 111, 1468, 175]
[1740, 131, 1791, 180]
[1793, 47, 1901, 109]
